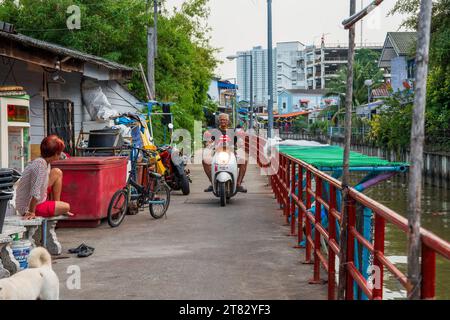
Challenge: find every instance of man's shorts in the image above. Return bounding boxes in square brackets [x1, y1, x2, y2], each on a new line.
[35, 200, 56, 217]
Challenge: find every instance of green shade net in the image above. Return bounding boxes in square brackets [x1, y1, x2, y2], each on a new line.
[278, 145, 409, 168]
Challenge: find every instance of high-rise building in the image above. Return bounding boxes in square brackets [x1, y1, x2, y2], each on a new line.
[236, 46, 277, 111]
[276, 41, 306, 94]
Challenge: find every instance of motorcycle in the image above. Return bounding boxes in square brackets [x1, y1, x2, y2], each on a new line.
[211, 135, 238, 207]
[158, 145, 191, 195]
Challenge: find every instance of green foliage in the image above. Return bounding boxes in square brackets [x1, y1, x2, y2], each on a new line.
[375, 0, 450, 151]
[0, 0, 218, 140]
[367, 91, 414, 151]
[308, 120, 330, 136]
[326, 49, 384, 106]
[292, 116, 309, 133]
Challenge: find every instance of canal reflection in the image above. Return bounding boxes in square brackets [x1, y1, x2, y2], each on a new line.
[353, 172, 450, 299]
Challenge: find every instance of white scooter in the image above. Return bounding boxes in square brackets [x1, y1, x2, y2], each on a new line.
[211, 142, 238, 207]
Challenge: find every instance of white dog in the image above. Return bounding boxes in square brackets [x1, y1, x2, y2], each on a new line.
[0, 247, 59, 300]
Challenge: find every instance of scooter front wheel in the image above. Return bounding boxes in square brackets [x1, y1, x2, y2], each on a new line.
[219, 182, 226, 207]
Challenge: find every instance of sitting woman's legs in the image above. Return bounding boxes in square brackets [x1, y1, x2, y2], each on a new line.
[35, 200, 70, 217]
[47, 167, 72, 216]
[48, 168, 63, 201]
[54, 201, 70, 216]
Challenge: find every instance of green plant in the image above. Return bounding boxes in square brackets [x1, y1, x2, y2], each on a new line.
[292, 117, 309, 133]
[308, 120, 330, 136]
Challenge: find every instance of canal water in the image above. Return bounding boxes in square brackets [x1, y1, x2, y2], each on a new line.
[355, 172, 450, 299]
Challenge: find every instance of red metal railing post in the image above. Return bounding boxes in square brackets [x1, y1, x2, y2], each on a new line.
[328, 185, 337, 299]
[277, 154, 283, 206]
[304, 170, 313, 263]
[345, 197, 356, 300]
[421, 243, 436, 299]
[257, 135, 260, 167]
[297, 165, 305, 247]
[285, 158, 291, 223]
[311, 175, 323, 283]
[372, 213, 385, 300]
[290, 161, 296, 236]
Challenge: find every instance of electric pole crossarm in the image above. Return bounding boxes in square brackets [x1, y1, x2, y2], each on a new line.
[342, 0, 384, 29]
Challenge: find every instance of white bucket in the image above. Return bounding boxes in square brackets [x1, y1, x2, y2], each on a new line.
[11, 240, 32, 270]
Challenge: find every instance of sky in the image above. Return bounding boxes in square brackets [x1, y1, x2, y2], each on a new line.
[165, 0, 409, 79]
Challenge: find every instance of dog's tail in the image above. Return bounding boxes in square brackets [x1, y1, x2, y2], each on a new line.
[28, 247, 52, 268]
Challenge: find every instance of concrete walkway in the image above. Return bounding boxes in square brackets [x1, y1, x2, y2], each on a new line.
[52, 164, 326, 300]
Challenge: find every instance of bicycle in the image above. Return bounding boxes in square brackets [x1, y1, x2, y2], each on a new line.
[107, 146, 171, 227]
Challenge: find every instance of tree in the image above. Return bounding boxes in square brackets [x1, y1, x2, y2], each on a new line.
[368, 91, 415, 151]
[373, 0, 450, 151]
[0, 0, 218, 140]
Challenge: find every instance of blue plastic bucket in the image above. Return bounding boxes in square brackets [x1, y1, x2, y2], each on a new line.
[11, 240, 32, 270]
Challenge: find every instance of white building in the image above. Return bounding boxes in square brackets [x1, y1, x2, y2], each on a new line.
[236, 46, 277, 111]
[276, 41, 306, 94]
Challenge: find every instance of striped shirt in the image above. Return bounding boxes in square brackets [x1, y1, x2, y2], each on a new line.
[15, 158, 50, 215]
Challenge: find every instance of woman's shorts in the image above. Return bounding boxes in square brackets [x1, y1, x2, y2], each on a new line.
[35, 200, 56, 217]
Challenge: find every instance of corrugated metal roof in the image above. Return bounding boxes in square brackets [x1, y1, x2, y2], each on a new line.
[0, 30, 133, 72]
[387, 32, 417, 56]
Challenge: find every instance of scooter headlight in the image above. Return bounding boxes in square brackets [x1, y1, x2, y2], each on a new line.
[217, 151, 230, 164]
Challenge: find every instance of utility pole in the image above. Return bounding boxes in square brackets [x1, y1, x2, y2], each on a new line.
[407, 0, 433, 300]
[267, 0, 274, 138]
[147, 0, 158, 100]
[248, 54, 254, 131]
[360, 0, 364, 47]
[338, 0, 356, 300]
[335, 0, 385, 300]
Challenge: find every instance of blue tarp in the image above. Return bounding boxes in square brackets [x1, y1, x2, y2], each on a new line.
[218, 81, 238, 90]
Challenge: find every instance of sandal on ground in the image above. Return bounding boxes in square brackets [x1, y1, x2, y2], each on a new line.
[68, 243, 94, 254]
[77, 246, 94, 258]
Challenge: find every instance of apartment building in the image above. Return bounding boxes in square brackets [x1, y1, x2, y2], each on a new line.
[276, 41, 306, 93]
[236, 46, 277, 110]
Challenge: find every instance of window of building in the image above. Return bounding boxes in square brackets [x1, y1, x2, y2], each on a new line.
[407, 59, 416, 80]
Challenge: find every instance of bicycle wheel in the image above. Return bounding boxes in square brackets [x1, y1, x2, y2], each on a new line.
[107, 189, 129, 227]
[149, 180, 171, 219]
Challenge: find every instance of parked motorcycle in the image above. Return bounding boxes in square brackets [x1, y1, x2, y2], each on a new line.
[158, 145, 191, 195]
[211, 135, 238, 207]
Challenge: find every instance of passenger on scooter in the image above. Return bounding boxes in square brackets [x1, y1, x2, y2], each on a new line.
[202, 113, 248, 193]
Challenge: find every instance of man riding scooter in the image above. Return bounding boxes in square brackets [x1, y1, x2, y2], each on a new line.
[202, 113, 248, 193]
